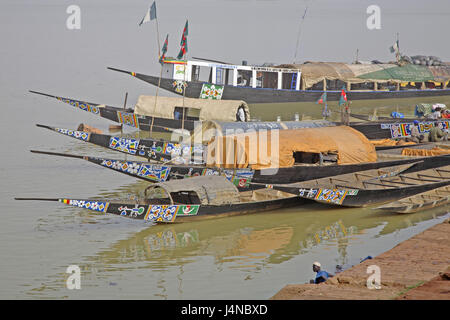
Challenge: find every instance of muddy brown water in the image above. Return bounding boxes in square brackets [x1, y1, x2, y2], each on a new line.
[1, 1, 450, 299]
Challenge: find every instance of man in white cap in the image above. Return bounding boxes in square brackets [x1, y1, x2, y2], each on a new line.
[312, 262, 332, 284]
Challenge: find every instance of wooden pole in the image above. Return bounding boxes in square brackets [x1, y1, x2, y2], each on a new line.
[151, 11, 164, 137]
[155, 15, 161, 57]
[182, 54, 187, 133]
[123, 92, 128, 109]
[121, 92, 127, 135]
[151, 64, 163, 137]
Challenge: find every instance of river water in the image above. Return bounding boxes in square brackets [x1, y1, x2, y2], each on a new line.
[1, 1, 449, 299]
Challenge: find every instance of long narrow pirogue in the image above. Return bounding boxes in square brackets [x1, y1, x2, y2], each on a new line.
[34, 125, 450, 184]
[15, 176, 304, 223]
[31, 90, 446, 140]
[29, 150, 255, 187]
[375, 185, 450, 213]
[29, 90, 335, 134]
[29, 90, 253, 132]
[261, 163, 450, 207]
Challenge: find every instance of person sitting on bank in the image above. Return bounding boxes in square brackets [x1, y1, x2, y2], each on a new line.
[428, 125, 448, 142]
[312, 262, 333, 284]
[409, 120, 424, 143]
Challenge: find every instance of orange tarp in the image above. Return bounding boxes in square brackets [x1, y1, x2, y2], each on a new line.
[370, 139, 415, 147]
[401, 147, 450, 157]
[206, 126, 377, 169]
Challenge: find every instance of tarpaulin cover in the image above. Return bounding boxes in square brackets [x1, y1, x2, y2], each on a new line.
[134, 95, 250, 122]
[205, 126, 377, 169]
[370, 139, 415, 147]
[192, 119, 336, 143]
[277, 62, 450, 89]
[401, 147, 450, 157]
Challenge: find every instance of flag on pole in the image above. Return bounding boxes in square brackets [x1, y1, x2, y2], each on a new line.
[339, 86, 347, 106]
[389, 40, 399, 54]
[159, 34, 168, 65]
[179, 20, 188, 45]
[316, 92, 327, 104]
[177, 20, 188, 59]
[139, 1, 157, 26]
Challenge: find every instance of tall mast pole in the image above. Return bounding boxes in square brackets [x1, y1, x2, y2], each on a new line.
[151, 8, 162, 136]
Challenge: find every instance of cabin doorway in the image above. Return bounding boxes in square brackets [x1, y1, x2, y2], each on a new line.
[170, 191, 202, 204]
[293, 151, 338, 165]
[174, 107, 200, 121]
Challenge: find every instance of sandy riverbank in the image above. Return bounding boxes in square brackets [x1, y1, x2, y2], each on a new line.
[271, 219, 450, 300]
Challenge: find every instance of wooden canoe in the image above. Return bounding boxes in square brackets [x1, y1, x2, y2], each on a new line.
[30, 90, 413, 140]
[34, 125, 450, 185]
[15, 176, 306, 223]
[261, 163, 450, 207]
[375, 185, 450, 213]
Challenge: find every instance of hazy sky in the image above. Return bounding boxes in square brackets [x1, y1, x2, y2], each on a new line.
[1, 0, 449, 104]
[2, 0, 449, 66]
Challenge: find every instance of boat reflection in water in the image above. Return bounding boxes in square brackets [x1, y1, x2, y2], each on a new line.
[26, 180, 450, 299]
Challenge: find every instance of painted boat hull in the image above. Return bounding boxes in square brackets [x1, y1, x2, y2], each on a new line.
[36, 125, 450, 185]
[33, 90, 448, 140]
[108, 67, 450, 104]
[267, 180, 450, 207]
[53, 195, 307, 223]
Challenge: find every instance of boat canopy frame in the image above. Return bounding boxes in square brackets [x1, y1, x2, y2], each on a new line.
[144, 175, 241, 205]
[162, 58, 302, 90]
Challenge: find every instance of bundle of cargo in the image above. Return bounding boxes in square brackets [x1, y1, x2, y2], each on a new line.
[414, 103, 447, 119]
[403, 55, 444, 66]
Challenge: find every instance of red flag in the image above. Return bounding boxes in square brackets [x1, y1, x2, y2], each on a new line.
[339, 86, 348, 106]
[316, 92, 327, 104]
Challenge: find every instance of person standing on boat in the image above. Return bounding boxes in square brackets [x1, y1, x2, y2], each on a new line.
[311, 262, 333, 284]
[341, 102, 351, 126]
[409, 120, 424, 143]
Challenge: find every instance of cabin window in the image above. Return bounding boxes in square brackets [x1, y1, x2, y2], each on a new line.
[162, 63, 174, 79]
[325, 79, 346, 91]
[170, 191, 201, 204]
[293, 152, 338, 164]
[237, 70, 252, 87]
[425, 81, 437, 89]
[282, 73, 298, 90]
[225, 69, 233, 85]
[174, 107, 200, 120]
[194, 66, 213, 82]
[260, 71, 278, 89]
[350, 82, 375, 90]
[216, 68, 225, 85]
[192, 65, 200, 81]
[377, 82, 397, 91]
[311, 81, 325, 91]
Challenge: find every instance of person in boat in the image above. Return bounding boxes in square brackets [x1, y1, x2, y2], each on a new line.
[311, 262, 333, 284]
[341, 102, 351, 126]
[428, 125, 448, 142]
[442, 109, 450, 119]
[432, 108, 442, 120]
[236, 106, 247, 122]
[409, 120, 425, 143]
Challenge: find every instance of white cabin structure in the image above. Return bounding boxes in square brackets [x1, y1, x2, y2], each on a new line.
[162, 58, 302, 90]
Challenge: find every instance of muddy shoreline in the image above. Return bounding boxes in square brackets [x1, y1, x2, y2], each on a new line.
[271, 219, 450, 300]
